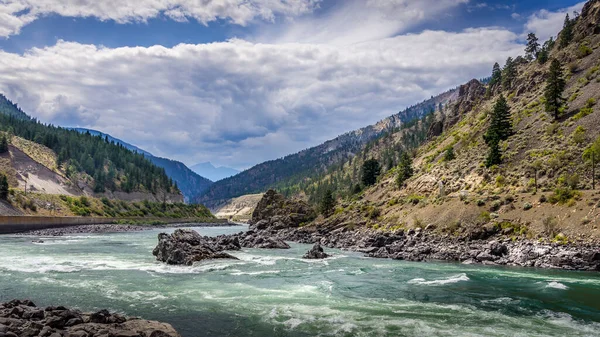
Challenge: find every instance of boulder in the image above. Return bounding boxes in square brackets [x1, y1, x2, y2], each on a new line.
[152, 230, 238, 265]
[0, 301, 180, 337]
[303, 243, 330, 259]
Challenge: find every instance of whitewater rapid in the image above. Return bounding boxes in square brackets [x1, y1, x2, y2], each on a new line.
[1, 225, 599, 337]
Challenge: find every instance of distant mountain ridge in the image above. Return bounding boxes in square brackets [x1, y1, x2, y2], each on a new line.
[71, 128, 212, 202]
[190, 162, 239, 182]
[199, 88, 457, 207]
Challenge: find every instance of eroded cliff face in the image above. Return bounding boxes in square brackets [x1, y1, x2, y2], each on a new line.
[212, 193, 263, 221]
[428, 79, 486, 139]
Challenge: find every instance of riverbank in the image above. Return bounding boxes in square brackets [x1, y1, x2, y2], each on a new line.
[0, 216, 229, 235]
[0, 299, 181, 337]
[15, 221, 240, 236]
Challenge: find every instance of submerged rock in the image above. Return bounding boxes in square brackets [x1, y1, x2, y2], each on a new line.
[0, 300, 181, 337]
[303, 243, 329, 259]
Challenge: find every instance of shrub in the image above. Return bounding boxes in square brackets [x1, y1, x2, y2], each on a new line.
[80, 196, 91, 207]
[542, 216, 559, 237]
[548, 187, 581, 204]
[368, 208, 381, 219]
[571, 126, 587, 144]
[495, 175, 506, 187]
[577, 43, 593, 58]
[539, 194, 547, 203]
[477, 199, 486, 207]
[523, 202, 533, 210]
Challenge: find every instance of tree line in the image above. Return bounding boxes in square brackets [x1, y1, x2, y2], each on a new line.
[0, 96, 178, 194]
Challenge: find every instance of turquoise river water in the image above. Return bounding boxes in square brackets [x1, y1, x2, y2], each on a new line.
[0, 225, 599, 337]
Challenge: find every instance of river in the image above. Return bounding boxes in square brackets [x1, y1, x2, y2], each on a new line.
[1, 225, 599, 337]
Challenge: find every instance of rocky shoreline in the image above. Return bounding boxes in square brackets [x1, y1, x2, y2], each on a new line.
[0, 299, 180, 337]
[149, 190, 600, 271]
[275, 226, 600, 271]
[16, 222, 238, 237]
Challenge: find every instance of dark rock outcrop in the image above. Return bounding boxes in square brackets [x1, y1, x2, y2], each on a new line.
[249, 190, 316, 231]
[152, 229, 238, 265]
[0, 300, 180, 337]
[302, 243, 329, 259]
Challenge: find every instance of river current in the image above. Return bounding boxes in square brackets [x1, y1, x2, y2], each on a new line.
[1, 225, 599, 337]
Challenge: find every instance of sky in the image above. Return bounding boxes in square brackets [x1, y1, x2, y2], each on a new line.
[0, 0, 587, 170]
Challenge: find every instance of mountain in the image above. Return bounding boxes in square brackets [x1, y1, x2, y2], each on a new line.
[198, 87, 456, 207]
[71, 128, 213, 203]
[190, 162, 239, 182]
[0, 95, 180, 199]
[305, 0, 600, 242]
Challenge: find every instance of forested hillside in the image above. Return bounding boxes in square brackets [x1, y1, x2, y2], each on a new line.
[199, 88, 457, 207]
[72, 128, 213, 202]
[0, 95, 178, 195]
[306, 0, 600, 242]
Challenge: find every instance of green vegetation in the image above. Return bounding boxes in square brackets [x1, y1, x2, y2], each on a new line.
[56, 195, 214, 218]
[361, 159, 381, 187]
[0, 174, 8, 200]
[502, 57, 517, 90]
[443, 147, 455, 162]
[484, 95, 512, 167]
[548, 187, 581, 205]
[489, 62, 502, 88]
[559, 13, 576, 48]
[525, 33, 540, 60]
[537, 37, 554, 64]
[578, 43, 593, 58]
[544, 59, 567, 120]
[583, 135, 600, 189]
[0, 95, 177, 195]
[396, 152, 414, 188]
[319, 189, 335, 217]
[0, 135, 8, 154]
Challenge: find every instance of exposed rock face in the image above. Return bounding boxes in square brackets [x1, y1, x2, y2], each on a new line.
[302, 243, 329, 259]
[0, 300, 181, 337]
[249, 190, 316, 231]
[152, 229, 238, 265]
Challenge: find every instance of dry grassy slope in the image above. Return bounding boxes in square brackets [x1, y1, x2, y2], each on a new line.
[311, 1, 600, 242]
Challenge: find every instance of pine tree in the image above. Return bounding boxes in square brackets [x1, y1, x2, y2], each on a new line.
[361, 159, 381, 186]
[396, 152, 414, 188]
[489, 63, 502, 87]
[319, 189, 335, 217]
[544, 59, 566, 120]
[525, 33, 540, 60]
[502, 57, 517, 90]
[559, 14, 575, 48]
[0, 174, 9, 199]
[485, 136, 502, 168]
[484, 95, 513, 143]
[0, 135, 8, 154]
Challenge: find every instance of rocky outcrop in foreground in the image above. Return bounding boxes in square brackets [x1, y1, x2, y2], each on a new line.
[0, 299, 180, 337]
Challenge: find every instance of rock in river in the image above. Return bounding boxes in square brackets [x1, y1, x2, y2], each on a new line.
[302, 243, 329, 259]
[152, 229, 238, 265]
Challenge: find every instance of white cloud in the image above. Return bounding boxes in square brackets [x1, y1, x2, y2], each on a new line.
[524, 1, 586, 42]
[0, 0, 320, 37]
[258, 0, 469, 45]
[0, 28, 521, 169]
